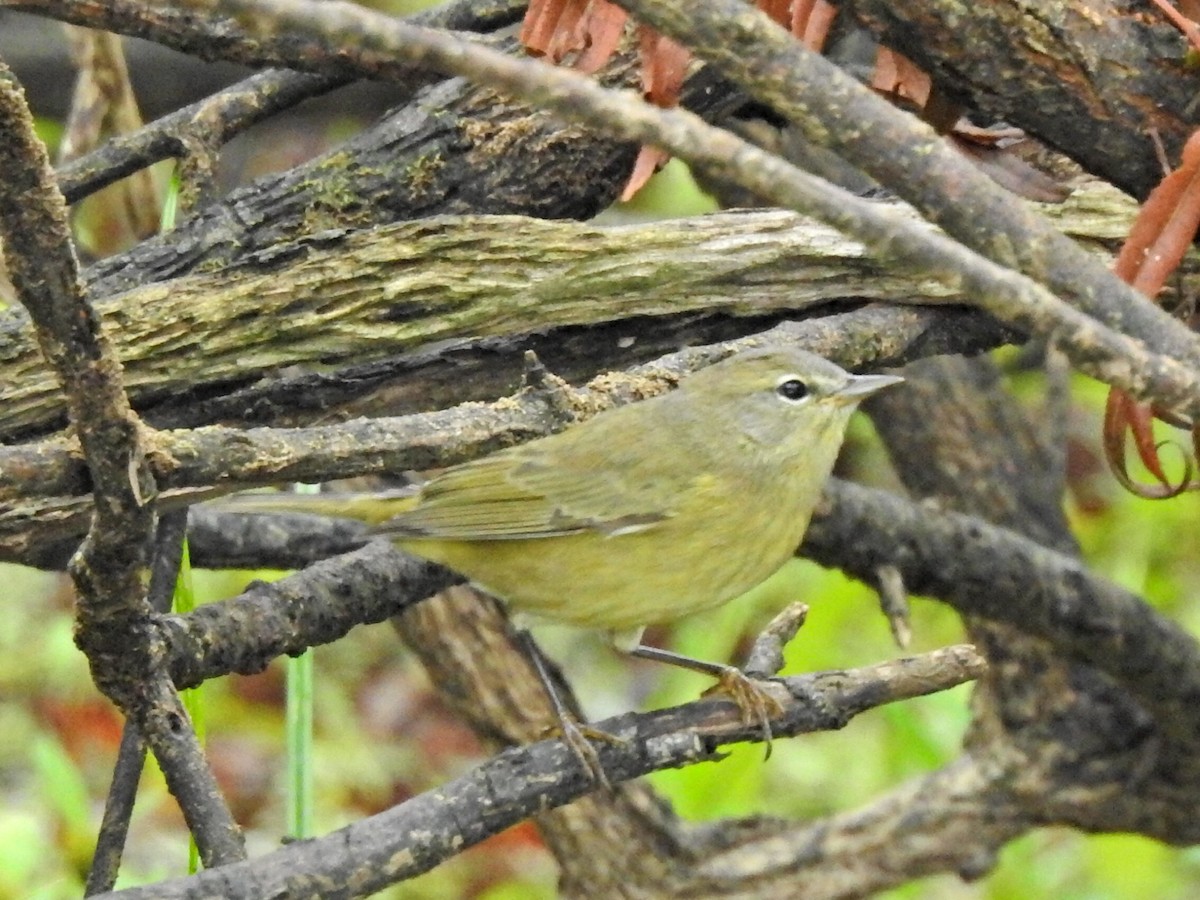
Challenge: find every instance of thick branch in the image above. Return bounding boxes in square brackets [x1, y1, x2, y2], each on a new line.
[0, 307, 1010, 565]
[0, 206, 1049, 440]
[838, 0, 1200, 199]
[806, 479, 1200, 784]
[615, 0, 1200, 369]
[73, 35, 662, 297]
[1, 186, 1147, 441]
[16, 1, 1199, 425]
[675, 755, 1027, 898]
[161, 541, 454, 689]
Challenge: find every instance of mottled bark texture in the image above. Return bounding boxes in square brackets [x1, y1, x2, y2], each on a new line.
[836, 0, 1197, 201]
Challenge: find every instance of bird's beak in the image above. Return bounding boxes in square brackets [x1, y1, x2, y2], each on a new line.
[834, 372, 904, 403]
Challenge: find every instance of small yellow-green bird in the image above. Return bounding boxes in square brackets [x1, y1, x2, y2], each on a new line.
[217, 347, 900, 743]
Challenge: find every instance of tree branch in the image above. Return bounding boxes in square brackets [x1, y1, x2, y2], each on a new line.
[10, 0, 525, 75]
[0, 57, 244, 866]
[807, 482, 1200, 792]
[836, 0, 1200, 199]
[614, 0, 1200, 367]
[158, 0, 1200, 424]
[0, 205, 1054, 441]
[673, 755, 1028, 898]
[51, 0, 527, 202]
[90, 644, 984, 900]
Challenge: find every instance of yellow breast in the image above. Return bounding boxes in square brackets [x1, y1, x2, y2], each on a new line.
[399, 469, 817, 634]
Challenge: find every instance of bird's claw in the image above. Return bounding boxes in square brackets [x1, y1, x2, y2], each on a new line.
[540, 718, 627, 788]
[703, 667, 785, 758]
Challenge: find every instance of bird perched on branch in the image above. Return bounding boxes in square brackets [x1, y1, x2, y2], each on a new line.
[215, 346, 902, 777]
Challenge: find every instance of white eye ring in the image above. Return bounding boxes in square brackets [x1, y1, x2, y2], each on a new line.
[775, 374, 810, 403]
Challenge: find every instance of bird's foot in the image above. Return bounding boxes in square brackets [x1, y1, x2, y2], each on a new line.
[702, 666, 786, 758]
[539, 717, 628, 789]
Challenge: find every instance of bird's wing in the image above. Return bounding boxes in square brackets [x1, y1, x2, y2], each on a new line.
[375, 449, 677, 541]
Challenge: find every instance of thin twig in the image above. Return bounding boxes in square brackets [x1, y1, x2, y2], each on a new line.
[88, 645, 984, 900]
[10, 0, 523, 76]
[0, 59, 244, 868]
[173, 0, 1200, 417]
[53, 0, 526, 202]
[85, 511, 190, 895]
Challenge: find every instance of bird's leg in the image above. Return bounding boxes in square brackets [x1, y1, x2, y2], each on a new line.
[516, 630, 624, 788]
[625, 644, 785, 755]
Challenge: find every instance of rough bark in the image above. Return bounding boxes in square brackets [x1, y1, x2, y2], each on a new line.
[0, 186, 1143, 441]
[837, 0, 1200, 201]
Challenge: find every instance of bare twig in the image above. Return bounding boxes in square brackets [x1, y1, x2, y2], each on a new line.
[170, 0, 1200, 418]
[10, 0, 523, 76]
[0, 59, 244, 868]
[54, 0, 527, 203]
[161, 540, 455, 690]
[875, 564, 912, 649]
[742, 602, 809, 678]
[89, 645, 984, 900]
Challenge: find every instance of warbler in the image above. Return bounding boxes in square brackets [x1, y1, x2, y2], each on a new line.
[215, 347, 900, 751]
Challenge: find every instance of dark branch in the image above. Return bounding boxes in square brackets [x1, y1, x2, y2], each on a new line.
[614, 0, 1200, 370]
[161, 540, 453, 690]
[835, 0, 1200, 199]
[805, 479, 1200, 756]
[0, 55, 244, 867]
[92, 645, 984, 900]
[11, 0, 526, 75]
[86, 511, 190, 896]
[54, 0, 527, 202]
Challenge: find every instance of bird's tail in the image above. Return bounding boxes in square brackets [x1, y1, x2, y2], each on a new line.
[205, 489, 420, 527]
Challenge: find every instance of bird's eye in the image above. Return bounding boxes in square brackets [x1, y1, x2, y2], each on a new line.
[776, 378, 809, 401]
